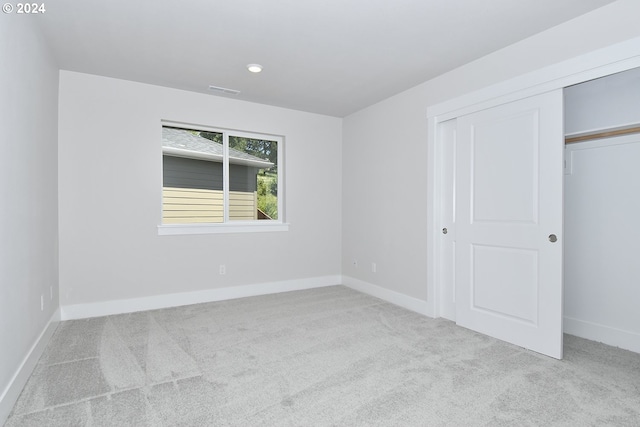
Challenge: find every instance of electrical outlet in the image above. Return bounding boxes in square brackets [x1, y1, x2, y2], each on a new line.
[40, 294, 44, 311]
[372, 262, 377, 273]
[219, 264, 226, 275]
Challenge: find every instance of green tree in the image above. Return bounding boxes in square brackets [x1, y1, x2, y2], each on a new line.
[197, 131, 222, 143]
[229, 136, 278, 174]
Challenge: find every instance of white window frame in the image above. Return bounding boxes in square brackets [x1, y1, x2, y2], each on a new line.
[158, 121, 288, 235]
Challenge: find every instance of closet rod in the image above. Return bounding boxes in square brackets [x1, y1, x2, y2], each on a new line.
[565, 125, 640, 144]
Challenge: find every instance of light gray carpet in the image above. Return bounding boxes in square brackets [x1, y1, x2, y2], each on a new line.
[5, 286, 640, 426]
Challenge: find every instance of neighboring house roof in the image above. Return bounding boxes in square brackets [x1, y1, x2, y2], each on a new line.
[162, 127, 274, 169]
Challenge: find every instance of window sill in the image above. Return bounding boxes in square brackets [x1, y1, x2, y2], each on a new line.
[157, 222, 289, 236]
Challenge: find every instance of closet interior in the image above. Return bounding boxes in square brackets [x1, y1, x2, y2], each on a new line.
[563, 66, 640, 353]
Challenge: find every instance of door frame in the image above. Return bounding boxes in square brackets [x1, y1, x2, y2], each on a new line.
[426, 36, 640, 318]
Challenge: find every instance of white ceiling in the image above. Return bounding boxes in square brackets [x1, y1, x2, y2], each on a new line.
[37, 0, 615, 117]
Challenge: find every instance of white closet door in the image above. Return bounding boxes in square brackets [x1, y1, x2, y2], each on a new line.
[438, 119, 457, 321]
[455, 90, 564, 359]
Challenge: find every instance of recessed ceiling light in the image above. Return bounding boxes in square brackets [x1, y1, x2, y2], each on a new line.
[247, 64, 263, 73]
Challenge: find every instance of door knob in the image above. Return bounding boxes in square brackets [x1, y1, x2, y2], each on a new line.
[548, 234, 557, 243]
[442, 228, 448, 234]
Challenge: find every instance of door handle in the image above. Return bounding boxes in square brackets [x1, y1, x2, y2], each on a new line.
[548, 234, 557, 243]
[442, 228, 448, 234]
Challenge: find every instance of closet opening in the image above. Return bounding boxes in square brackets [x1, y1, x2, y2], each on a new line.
[563, 66, 640, 354]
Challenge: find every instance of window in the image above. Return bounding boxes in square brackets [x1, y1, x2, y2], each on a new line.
[159, 123, 285, 234]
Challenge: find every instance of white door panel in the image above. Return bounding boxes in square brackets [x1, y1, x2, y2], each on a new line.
[455, 90, 564, 359]
[471, 110, 539, 223]
[471, 244, 539, 324]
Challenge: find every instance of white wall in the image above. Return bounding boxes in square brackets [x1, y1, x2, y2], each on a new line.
[0, 15, 59, 422]
[342, 0, 640, 304]
[564, 69, 640, 352]
[58, 72, 342, 311]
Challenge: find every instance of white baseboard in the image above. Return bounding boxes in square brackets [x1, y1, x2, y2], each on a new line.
[60, 275, 342, 320]
[564, 316, 640, 354]
[0, 308, 60, 425]
[342, 276, 433, 317]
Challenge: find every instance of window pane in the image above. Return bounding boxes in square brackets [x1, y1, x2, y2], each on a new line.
[229, 136, 278, 221]
[162, 127, 224, 223]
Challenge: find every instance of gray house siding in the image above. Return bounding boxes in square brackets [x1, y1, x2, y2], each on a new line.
[230, 164, 260, 192]
[163, 156, 259, 192]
